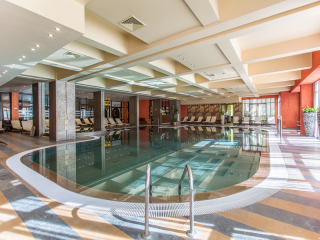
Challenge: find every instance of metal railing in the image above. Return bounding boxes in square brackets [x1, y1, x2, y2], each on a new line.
[277, 116, 282, 143]
[142, 164, 197, 239]
[178, 165, 197, 238]
[141, 164, 152, 239]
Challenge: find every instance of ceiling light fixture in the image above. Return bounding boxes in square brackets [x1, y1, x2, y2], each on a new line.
[48, 34, 54, 37]
[31, 48, 35, 51]
[179, 55, 182, 58]
[55, 28, 61, 31]
[183, 58, 186, 60]
[19, 59, 22, 61]
[22, 56, 26, 58]
[36, 44, 40, 48]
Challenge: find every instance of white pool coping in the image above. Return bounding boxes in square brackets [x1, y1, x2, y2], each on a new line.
[6, 132, 287, 217]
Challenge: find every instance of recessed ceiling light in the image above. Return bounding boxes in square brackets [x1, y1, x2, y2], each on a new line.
[22, 56, 26, 58]
[55, 28, 61, 31]
[48, 34, 54, 37]
[36, 44, 40, 48]
[19, 59, 22, 61]
[0, 75, 1, 77]
[183, 58, 186, 60]
[179, 55, 182, 58]
[31, 48, 35, 51]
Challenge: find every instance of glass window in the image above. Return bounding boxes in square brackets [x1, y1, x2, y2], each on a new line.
[242, 97, 276, 122]
[2, 93, 10, 121]
[19, 94, 33, 120]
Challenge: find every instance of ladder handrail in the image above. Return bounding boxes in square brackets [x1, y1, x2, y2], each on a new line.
[178, 165, 197, 238]
[141, 164, 152, 239]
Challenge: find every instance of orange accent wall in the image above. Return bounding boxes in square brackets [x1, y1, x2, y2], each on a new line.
[291, 51, 320, 92]
[10, 92, 19, 120]
[139, 100, 149, 123]
[181, 105, 187, 121]
[280, 91, 300, 129]
[300, 84, 314, 135]
[242, 95, 278, 124]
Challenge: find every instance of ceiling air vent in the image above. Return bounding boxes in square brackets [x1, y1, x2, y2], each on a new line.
[63, 51, 82, 59]
[119, 15, 146, 32]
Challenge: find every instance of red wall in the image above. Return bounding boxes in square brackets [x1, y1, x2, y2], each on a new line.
[300, 84, 314, 135]
[139, 100, 149, 123]
[242, 95, 278, 124]
[280, 91, 300, 128]
[10, 92, 19, 120]
[181, 105, 187, 121]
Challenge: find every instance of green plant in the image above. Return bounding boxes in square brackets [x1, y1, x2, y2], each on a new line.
[317, 106, 320, 112]
[302, 106, 316, 113]
[220, 111, 225, 116]
[171, 106, 179, 122]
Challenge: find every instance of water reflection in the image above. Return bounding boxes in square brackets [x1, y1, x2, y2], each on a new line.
[27, 127, 268, 196]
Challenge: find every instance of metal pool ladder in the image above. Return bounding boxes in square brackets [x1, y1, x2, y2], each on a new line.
[178, 165, 198, 238]
[141, 164, 152, 239]
[141, 164, 197, 239]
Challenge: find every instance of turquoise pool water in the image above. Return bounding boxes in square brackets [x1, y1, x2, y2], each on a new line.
[25, 127, 268, 197]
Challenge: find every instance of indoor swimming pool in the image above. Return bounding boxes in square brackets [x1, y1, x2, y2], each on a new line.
[21, 126, 268, 202]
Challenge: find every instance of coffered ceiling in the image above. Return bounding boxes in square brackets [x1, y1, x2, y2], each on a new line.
[1, 0, 320, 104]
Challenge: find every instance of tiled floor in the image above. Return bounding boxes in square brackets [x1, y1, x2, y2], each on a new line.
[0, 130, 320, 239]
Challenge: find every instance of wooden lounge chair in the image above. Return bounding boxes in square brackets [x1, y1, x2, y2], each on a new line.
[109, 118, 122, 126]
[203, 116, 211, 124]
[233, 128, 239, 133]
[45, 119, 50, 132]
[233, 116, 240, 125]
[206, 127, 211, 132]
[0, 121, 5, 133]
[254, 117, 262, 126]
[181, 117, 188, 123]
[242, 117, 250, 125]
[105, 118, 115, 128]
[115, 118, 129, 126]
[198, 126, 203, 131]
[76, 118, 87, 127]
[195, 116, 203, 124]
[83, 118, 93, 126]
[187, 116, 195, 123]
[11, 120, 22, 132]
[21, 121, 32, 134]
[209, 116, 217, 124]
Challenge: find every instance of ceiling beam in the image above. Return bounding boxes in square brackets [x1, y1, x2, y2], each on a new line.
[217, 39, 258, 96]
[242, 33, 320, 64]
[257, 86, 290, 94]
[254, 80, 296, 89]
[252, 71, 301, 85]
[208, 79, 245, 89]
[248, 53, 312, 76]
[184, 0, 219, 26]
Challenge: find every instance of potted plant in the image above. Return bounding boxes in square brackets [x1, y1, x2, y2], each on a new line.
[302, 106, 316, 137]
[220, 111, 225, 125]
[172, 106, 179, 126]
